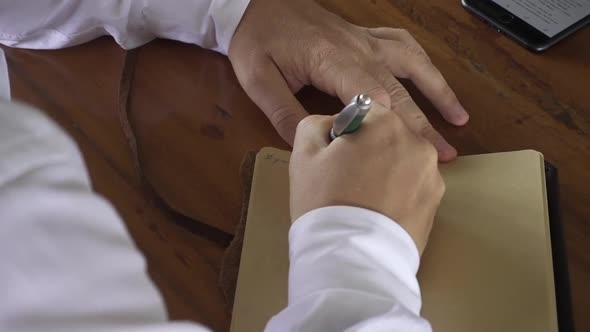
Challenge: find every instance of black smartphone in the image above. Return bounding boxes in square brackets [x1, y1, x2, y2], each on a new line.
[462, 0, 590, 52]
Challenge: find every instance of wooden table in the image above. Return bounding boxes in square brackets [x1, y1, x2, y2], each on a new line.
[3, 1, 589, 331]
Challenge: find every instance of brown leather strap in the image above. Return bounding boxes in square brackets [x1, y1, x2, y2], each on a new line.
[117, 49, 233, 247]
[118, 49, 142, 184]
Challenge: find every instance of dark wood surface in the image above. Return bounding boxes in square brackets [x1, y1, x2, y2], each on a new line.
[3, 1, 589, 331]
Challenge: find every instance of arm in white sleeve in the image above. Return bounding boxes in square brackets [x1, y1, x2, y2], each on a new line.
[0, 100, 208, 331]
[266, 206, 433, 332]
[0, 0, 251, 54]
[0, 49, 9, 100]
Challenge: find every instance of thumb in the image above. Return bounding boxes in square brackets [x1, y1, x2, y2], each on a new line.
[293, 114, 334, 154]
[236, 57, 308, 145]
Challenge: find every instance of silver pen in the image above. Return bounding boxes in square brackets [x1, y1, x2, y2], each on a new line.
[330, 94, 373, 140]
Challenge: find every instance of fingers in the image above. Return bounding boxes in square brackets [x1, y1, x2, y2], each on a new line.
[366, 66, 458, 161]
[237, 57, 309, 145]
[368, 27, 429, 60]
[395, 98, 458, 161]
[351, 102, 406, 140]
[369, 32, 469, 126]
[309, 56, 392, 109]
[293, 114, 334, 154]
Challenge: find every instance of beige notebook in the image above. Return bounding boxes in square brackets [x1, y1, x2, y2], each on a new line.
[230, 148, 557, 332]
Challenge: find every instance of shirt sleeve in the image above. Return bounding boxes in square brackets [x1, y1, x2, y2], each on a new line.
[265, 206, 433, 332]
[0, 48, 9, 100]
[0, 0, 251, 54]
[0, 100, 209, 332]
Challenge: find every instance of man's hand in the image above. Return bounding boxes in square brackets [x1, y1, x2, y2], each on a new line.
[229, 0, 469, 161]
[289, 103, 445, 254]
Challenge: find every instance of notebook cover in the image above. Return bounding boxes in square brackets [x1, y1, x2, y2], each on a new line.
[545, 162, 575, 332]
[231, 149, 564, 332]
[417, 150, 557, 332]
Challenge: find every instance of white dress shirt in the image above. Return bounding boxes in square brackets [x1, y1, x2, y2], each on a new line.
[0, 2, 431, 330]
[0, 0, 251, 54]
[0, 99, 431, 332]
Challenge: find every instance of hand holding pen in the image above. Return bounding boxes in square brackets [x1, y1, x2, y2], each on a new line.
[290, 97, 444, 255]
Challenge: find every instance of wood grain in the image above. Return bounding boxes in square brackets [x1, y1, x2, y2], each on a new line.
[2, 1, 589, 331]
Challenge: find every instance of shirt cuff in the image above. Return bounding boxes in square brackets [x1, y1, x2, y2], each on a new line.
[210, 0, 251, 55]
[144, 0, 251, 55]
[288, 206, 423, 313]
[0, 48, 10, 100]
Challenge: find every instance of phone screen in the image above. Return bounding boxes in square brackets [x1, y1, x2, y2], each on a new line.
[491, 0, 590, 37]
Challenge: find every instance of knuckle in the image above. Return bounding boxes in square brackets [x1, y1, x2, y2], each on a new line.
[399, 28, 425, 45]
[424, 141, 439, 162]
[317, 43, 339, 61]
[374, 72, 405, 100]
[425, 157, 444, 201]
[432, 174, 446, 201]
[402, 43, 431, 64]
[379, 126, 401, 147]
[365, 85, 391, 107]
[438, 176, 447, 196]
[367, 36, 381, 56]
[365, 112, 399, 144]
[315, 43, 344, 72]
[402, 43, 421, 57]
[415, 135, 439, 164]
[387, 84, 412, 107]
[382, 82, 401, 101]
[270, 105, 299, 131]
[382, 114, 410, 143]
[420, 121, 437, 138]
[387, 111, 406, 131]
